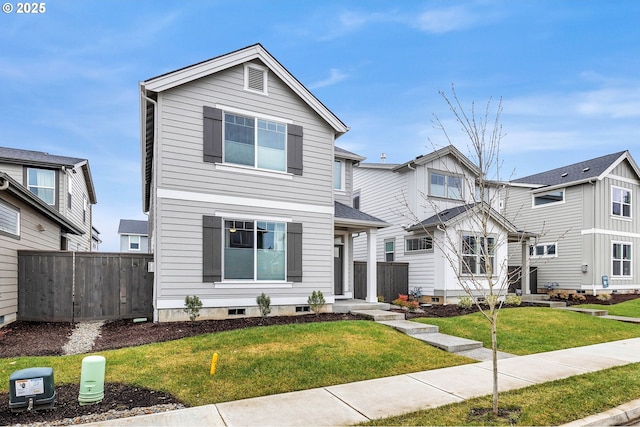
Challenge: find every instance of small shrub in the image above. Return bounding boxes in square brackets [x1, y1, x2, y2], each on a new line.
[392, 294, 409, 306]
[557, 291, 570, 300]
[307, 290, 326, 314]
[571, 293, 586, 302]
[597, 293, 612, 302]
[256, 293, 271, 321]
[405, 300, 419, 312]
[184, 295, 203, 322]
[377, 295, 385, 302]
[457, 295, 473, 309]
[505, 295, 522, 306]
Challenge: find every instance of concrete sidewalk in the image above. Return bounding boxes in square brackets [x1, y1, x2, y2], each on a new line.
[80, 337, 640, 426]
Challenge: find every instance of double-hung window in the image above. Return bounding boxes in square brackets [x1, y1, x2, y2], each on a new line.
[612, 187, 632, 218]
[430, 172, 462, 200]
[530, 243, 557, 258]
[384, 239, 395, 262]
[224, 219, 286, 281]
[224, 113, 286, 172]
[129, 235, 140, 251]
[461, 235, 495, 275]
[0, 199, 20, 237]
[334, 160, 344, 190]
[27, 168, 56, 205]
[612, 242, 632, 277]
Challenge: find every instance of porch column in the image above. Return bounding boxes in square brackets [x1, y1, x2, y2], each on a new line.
[366, 227, 378, 303]
[521, 239, 531, 295]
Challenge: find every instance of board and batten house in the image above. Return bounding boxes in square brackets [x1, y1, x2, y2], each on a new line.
[140, 44, 387, 322]
[506, 150, 640, 294]
[353, 145, 530, 304]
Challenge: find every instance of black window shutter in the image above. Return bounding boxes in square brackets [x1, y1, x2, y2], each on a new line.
[287, 124, 303, 175]
[203, 106, 223, 164]
[203, 215, 222, 282]
[287, 222, 303, 282]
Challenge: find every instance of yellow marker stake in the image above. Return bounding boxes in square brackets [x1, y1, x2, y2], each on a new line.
[210, 353, 219, 375]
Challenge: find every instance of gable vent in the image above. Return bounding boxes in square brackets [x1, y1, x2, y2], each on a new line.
[245, 65, 267, 94]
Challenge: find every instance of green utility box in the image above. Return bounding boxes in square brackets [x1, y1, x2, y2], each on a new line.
[9, 367, 56, 412]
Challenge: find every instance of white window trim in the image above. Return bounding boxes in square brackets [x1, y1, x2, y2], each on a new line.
[128, 235, 141, 251]
[404, 235, 433, 254]
[67, 174, 73, 210]
[611, 241, 632, 278]
[27, 168, 56, 206]
[611, 185, 632, 220]
[460, 233, 496, 276]
[429, 170, 464, 200]
[215, 163, 293, 180]
[0, 199, 20, 237]
[215, 104, 292, 124]
[221, 218, 288, 284]
[334, 159, 345, 192]
[530, 242, 558, 258]
[532, 188, 566, 208]
[384, 238, 395, 262]
[243, 63, 269, 95]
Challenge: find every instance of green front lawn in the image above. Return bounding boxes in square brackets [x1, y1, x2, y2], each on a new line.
[413, 306, 640, 355]
[577, 297, 640, 317]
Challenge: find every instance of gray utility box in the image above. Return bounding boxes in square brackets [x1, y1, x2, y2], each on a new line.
[9, 367, 56, 412]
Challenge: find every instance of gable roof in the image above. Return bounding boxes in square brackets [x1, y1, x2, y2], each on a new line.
[140, 44, 349, 213]
[0, 172, 84, 235]
[0, 146, 97, 204]
[407, 202, 519, 235]
[393, 145, 480, 176]
[512, 150, 639, 188]
[118, 219, 148, 235]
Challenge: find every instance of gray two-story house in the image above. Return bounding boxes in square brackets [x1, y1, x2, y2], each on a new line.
[506, 150, 640, 294]
[118, 219, 150, 253]
[140, 44, 386, 322]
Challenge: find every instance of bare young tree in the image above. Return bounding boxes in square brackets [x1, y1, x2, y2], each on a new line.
[403, 86, 527, 415]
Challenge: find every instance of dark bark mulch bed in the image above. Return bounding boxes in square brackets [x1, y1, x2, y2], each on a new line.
[0, 294, 637, 425]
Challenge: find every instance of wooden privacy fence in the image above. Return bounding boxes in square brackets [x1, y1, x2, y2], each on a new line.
[18, 251, 153, 322]
[354, 261, 409, 302]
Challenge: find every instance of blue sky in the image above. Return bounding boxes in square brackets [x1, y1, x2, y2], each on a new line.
[2, 0, 639, 251]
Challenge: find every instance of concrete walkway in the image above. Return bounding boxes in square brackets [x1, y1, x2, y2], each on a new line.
[80, 337, 640, 426]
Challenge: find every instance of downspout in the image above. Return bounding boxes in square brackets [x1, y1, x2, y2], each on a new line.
[141, 87, 159, 322]
[590, 179, 597, 295]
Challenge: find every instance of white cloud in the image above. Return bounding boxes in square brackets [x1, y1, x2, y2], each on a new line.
[309, 68, 349, 89]
[411, 6, 479, 33]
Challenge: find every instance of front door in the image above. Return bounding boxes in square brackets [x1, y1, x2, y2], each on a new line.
[334, 244, 343, 295]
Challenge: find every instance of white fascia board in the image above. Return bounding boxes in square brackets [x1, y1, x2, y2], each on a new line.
[529, 178, 595, 194]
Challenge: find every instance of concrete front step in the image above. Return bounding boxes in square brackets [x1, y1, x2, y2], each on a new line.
[351, 309, 405, 321]
[524, 300, 567, 308]
[377, 320, 439, 335]
[602, 315, 640, 324]
[333, 300, 391, 313]
[412, 332, 483, 353]
[557, 307, 609, 316]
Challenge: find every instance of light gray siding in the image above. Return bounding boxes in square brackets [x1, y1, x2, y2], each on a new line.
[62, 167, 92, 251]
[0, 193, 62, 325]
[119, 234, 150, 253]
[156, 64, 334, 208]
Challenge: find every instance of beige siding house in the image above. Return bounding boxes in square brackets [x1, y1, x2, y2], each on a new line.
[0, 172, 83, 326]
[140, 44, 386, 322]
[506, 151, 640, 294]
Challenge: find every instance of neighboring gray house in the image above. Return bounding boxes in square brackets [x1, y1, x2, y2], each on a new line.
[506, 150, 640, 294]
[0, 172, 83, 326]
[140, 44, 386, 322]
[0, 146, 97, 251]
[353, 145, 527, 304]
[118, 219, 150, 253]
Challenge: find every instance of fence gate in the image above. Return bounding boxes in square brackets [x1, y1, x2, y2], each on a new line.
[18, 251, 153, 322]
[354, 261, 409, 302]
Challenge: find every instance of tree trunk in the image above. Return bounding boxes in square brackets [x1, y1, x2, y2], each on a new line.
[491, 315, 499, 414]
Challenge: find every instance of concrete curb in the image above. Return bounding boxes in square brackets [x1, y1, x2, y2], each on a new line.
[561, 398, 640, 426]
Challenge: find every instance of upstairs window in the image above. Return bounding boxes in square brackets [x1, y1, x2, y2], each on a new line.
[462, 235, 495, 275]
[224, 113, 287, 172]
[430, 172, 462, 200]
[334, 160, 344, 190]
[353, 190, 360, 210]
[129, 235, 140, 251]
[83, 195, 88, 223]
[612, 186, 632, 218]
[67, 174, 73, 210]
[27, 168, 56, 205]
[0, 199, 20, 237]
[533, 189, 565, 207]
